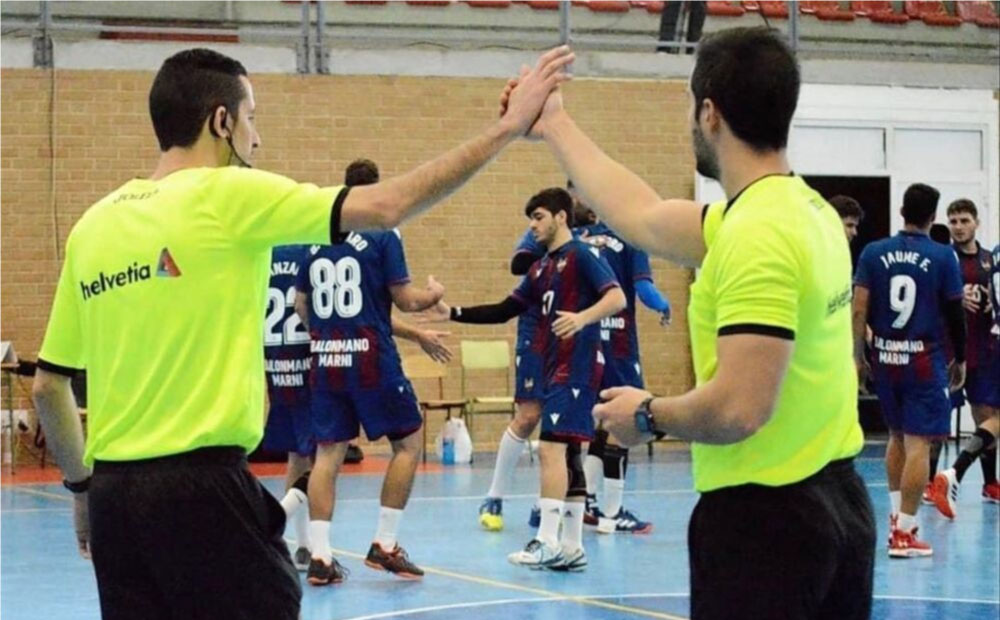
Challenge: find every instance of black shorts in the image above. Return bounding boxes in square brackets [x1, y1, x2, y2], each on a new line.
[689, 458, 875, 620]
[89, 447, 301, 620]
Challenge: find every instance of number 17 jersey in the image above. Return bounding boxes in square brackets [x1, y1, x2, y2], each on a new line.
[296, 230, 410, 392]
[854, 231, 964, 386]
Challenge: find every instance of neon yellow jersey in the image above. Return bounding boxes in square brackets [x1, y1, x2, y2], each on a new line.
[38, 167, 345, 465]
[687, 176, 863, 492]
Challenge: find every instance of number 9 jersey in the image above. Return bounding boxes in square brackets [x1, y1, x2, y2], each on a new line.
[854, 231, 965, 386]
[296, 230, 410, 393]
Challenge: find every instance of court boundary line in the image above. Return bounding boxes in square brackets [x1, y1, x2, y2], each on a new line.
[331, 546, 688, 620]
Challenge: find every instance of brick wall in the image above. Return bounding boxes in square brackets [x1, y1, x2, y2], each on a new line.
[0, 68, 696, 457]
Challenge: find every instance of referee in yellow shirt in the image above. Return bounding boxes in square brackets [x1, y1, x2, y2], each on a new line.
[31, 47, 572, 619]
[509, 27, 876, 618]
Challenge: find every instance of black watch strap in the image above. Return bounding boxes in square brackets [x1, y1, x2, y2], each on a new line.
[63, 476, 91, 493]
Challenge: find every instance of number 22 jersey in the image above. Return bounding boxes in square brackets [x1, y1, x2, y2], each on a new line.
[264, 245, 311, 409]
[296, 230, 410, 392]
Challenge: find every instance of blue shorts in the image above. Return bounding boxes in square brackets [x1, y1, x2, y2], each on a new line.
[515, 348, 544, 401]
[961, 362, 1000, 408]
[310, 379, 422, 443]
[600, 357, 644, 390]
[875, 381, 951, 437]
[262, 404, 315, 456]
[540, 385, 597, 443]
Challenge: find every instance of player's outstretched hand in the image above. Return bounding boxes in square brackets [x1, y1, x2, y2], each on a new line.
[552, 310, 586, 339]
[659, 308, 672, 327]
[73, 492, 91, 560]
[948, 360, 966, 392]
[417, 329, 453, 364]
[418, 300, 451, 323]
[593, 386, 655, 448]
[961, 285, 981, 313]
[500, 46, 574, 139]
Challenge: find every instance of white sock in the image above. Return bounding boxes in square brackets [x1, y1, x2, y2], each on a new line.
[561, 501, 585, 552]
[486, 428, 527, 499]
[898, 512, 916, 532]
[374, 506, 404, 550]
[537, 498, 564, 548]
[280, 487, 306, 520]
[309, 520, 331, 562]
[293, 502, 310, 550]
[889, 491, 901, 519]
[604, 478, 625, 518]
[583, 454, 603, 497]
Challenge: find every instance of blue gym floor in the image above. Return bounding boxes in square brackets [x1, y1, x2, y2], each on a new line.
[2, 442, 998, 620]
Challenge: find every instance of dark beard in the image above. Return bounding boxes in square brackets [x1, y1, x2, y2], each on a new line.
[692, 125, 720, 180]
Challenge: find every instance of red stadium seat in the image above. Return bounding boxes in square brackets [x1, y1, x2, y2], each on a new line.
[523, 0, 560, 8]
[630, 1, 665, 14]
[406, 0, 452, 5]
[904, 1, 963, 26]
[956, 1, 1000, 27]
[743, 1, 788, 18]
[800, 1, 855, 21]
[582, 1, 631, 12]
[850, 1, 910, 23]
[464, 0, 512, 6]
[344, 1, 388, 4]
[706, 2, 746, 17]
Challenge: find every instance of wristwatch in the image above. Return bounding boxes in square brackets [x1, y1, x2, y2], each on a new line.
[62, 476, 91, 493]
[634, 397, 665, 439]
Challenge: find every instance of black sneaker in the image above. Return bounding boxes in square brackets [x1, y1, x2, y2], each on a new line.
[306, 557, 347, 586]
[364, 542, 424, 579]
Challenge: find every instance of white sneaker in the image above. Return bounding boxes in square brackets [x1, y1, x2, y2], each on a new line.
[507, 539, 563, 570]
[547, 546, 587, 572]
[931, 468, 959, 520]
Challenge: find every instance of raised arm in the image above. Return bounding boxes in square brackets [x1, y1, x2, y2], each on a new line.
[544, 109, 706, 267]
[338, 47, 574, 232]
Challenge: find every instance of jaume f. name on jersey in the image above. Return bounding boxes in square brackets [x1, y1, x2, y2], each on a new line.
[879, 250, 932, 272]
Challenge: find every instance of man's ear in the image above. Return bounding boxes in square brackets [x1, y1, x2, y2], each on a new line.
[209, 106, 227, 139]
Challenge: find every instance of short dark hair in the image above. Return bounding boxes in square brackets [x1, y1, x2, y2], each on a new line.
[692, 27, 800, 151]
[828, 195, 864, 221]
[929, 223, 951, 244]
[149, 48, 248, 151]
[901, 183, 940, 227]
[524, 187, 574, 227]
[946, 198, 978, 219]
[344, 159, 380, 186]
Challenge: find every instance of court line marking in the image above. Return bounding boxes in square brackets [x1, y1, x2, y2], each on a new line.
[331, 546, 687, 620]
[7, 486, 72, 502]
[342, 593, 688, 620]
[341, 591, 999, 620]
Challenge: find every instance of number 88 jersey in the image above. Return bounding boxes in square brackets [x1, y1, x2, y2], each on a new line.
[854, 231, 965, 385]
[296, 230, 410, 393]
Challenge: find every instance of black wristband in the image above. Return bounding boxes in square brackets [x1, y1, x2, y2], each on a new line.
[62, 476, 91, 493]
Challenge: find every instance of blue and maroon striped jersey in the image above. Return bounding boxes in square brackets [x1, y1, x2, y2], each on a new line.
[264, 245, 311, 409]
[512, 239, 620, 389]
[577, 222, 653, 365]
[296, 230, 410, 392]
[855, 232, 964, 386]
[955, 242, 998, 370]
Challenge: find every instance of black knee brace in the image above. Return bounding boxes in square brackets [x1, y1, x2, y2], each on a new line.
[603, 444, 629, 480]
[587, 428, 609, 458]
[566, 442, 587, 498]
